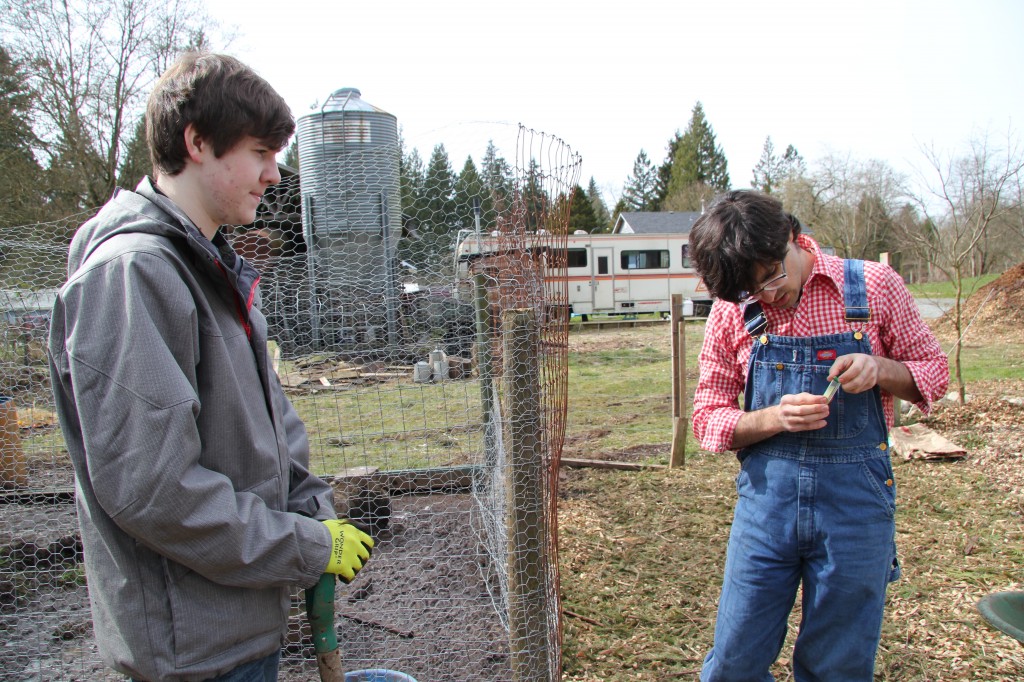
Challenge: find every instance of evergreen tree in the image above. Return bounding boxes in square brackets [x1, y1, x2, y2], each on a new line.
[283, 138, 300, 169]
[397, 136, 427, 271]
[0, 44, 45, 227]
[586, 177, 611, 232]
[780, 144, 807, 180]
[655, 130, 683, 208]
[521, 159, 549, 232]
[116, 116, 151, 189]
[855, 191, 898, 261]
[567, 184, 598, 233]
[400, 143, 426, 215]
[752, 136, 807, 195]
[609, 197, 628, 231]
[480, 139, 512, 220]
[666, 102, 730, 209]
[419, 143, 458, 260]
[453, 155, 487, 231]
[622, 150, 659, 211]
[751, 136, 779, 194]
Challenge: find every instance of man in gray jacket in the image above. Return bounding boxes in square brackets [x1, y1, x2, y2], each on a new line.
[48, 52, 374, 681]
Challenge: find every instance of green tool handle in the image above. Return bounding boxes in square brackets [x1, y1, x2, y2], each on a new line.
[305, 573, 344, 681]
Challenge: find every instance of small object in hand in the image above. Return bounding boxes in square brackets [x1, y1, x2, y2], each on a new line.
[823, 378, 841, 403]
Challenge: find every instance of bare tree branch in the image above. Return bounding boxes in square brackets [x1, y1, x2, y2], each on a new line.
[904, 130, 1024, 400]
[2, 0, 222, 209]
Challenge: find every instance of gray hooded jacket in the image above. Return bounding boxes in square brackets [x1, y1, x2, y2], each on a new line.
[48, 178, 336, 681]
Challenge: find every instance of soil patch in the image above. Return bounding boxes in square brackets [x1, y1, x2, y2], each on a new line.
[932, 262, 1024, 344]
[1, 492, 511, 682]
[568, 324, 671, 354]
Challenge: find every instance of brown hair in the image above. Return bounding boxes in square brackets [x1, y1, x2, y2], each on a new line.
[688, 190, 802, 303]
[146, 52, 295, 176]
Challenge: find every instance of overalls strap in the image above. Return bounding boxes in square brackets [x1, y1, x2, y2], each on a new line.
[844, 259, 871, 322]
[742, 301, 768, 338]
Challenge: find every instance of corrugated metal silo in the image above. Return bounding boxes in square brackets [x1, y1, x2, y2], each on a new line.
[296, 88, 401, 348]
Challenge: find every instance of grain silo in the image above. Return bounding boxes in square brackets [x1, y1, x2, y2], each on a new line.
[296, 87, 401, 348]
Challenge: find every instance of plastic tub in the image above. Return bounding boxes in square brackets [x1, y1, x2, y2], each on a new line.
[977, 591, 1024, 642]
[345, 671, 418, 682]
[412, 361, 432, 383]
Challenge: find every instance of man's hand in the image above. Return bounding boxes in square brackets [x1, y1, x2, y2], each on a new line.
[828, 353, 879, 394]
[322, 519, 374, 583]
[731, 393, 829, 449]
[775, 393, 830, 432]
[830, 352, 925, 404]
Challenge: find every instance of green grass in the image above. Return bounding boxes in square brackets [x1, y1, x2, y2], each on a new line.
[949, 342, 1024, 383]
[565, 323, 703, 460]
[906, 273, 1000, 299]
[288, 379, 486, 476]
[569, 345, 673, 448]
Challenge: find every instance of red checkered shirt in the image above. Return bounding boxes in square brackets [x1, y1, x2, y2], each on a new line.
[692, 235, 949, 453]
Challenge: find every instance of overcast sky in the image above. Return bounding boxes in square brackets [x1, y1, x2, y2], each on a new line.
[205, 0, 1023, 205]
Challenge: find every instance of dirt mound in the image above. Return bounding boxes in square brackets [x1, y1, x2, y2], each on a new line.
[932, 262, 1024, 343]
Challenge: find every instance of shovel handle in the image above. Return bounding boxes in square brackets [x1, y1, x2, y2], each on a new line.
[305, 573, 345, 681]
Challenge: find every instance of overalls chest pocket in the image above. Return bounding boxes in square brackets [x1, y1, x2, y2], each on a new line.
[745, 333, 875, 442]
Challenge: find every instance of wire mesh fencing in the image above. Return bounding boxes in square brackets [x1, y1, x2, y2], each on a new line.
[0, 123, 580, 681]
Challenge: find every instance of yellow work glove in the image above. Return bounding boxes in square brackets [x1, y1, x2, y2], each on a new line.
[322, 519, 374, 583]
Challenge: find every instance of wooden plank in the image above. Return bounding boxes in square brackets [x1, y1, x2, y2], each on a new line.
[279, 372, 308, 388]
[560, 457, 667, 471]
[322, 466, 478, 495]
[0, 487, 75, 505]
[323, 368, 361, 380]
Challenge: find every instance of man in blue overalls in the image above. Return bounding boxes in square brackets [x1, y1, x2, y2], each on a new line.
[688, 190, 949, 681]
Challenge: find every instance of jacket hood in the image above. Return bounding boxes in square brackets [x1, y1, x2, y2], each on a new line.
[68, 177, 201, 275]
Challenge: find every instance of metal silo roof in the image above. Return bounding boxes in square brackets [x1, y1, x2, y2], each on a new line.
[319, 87, 394, 116]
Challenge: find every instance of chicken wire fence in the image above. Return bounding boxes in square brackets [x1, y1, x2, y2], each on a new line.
[0, 123, 580, 681]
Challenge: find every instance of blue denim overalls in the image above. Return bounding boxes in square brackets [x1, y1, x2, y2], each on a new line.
[701, 261, 899, 682]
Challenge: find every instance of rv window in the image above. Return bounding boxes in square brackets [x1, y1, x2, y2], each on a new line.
[620, 249, 669, 270]
[598, 256, 609, 275]
[681, 244, 692, 268]
[567, 248, 588, 268]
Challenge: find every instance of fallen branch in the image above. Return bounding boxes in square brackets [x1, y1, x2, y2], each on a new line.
[562, 609, 604, 627]
[340, 612, 415, 638]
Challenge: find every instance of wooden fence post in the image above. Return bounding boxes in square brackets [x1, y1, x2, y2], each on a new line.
[503, 308, 552, 681]
[670, 295, 687, 468]
[474, 274, 498, 466]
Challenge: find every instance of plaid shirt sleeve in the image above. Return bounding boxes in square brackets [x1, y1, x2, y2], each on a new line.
[873, 264, 949, 412]
[692, 301, 748, 453]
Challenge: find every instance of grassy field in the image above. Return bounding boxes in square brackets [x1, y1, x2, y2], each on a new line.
[905, 273, 1000, 299]
[557, 322, 1024, 681]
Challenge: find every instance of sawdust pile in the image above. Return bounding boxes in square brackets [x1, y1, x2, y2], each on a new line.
[932, 261, 1024, 343]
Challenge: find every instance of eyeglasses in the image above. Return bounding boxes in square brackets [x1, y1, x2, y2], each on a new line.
[739, 257, 788, 304]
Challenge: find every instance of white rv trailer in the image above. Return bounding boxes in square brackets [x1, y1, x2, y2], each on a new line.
[454, 229, 714, 318]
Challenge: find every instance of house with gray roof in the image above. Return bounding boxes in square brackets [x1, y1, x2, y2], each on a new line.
[612, 211, 701, 235]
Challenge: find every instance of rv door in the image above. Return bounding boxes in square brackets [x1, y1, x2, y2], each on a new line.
[592, 248, 615, 313]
